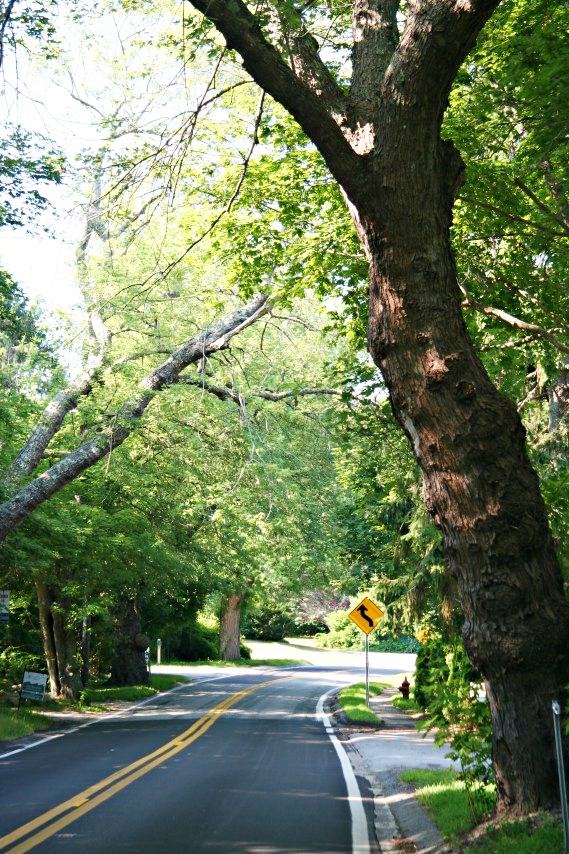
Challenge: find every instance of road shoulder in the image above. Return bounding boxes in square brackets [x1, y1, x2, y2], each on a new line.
[327, 689, 450, 853]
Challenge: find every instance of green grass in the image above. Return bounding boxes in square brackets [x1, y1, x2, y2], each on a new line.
[475, 814, 564, 852]
[79, 674, 187, 705]
[0, 674, 188, 742]
[392, 696, 422, 712]
[400, 768, 457, 786]
[399, 769, 564, 851]
[338, 682, 388, 724]
[400, 768, 493, 839]
[0, 706, 54, 742]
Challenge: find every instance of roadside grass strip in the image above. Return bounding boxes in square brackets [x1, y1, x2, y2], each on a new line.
[0, 675, 291, 853]
[400, 768, 493, 840]
[0, 709, 53, 742]
[338, 682, 390, 724]
[399, 769, 565, 851]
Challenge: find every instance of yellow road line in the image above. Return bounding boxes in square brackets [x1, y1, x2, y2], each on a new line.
[0, 676, 290, 852]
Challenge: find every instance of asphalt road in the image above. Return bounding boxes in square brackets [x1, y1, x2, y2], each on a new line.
[0, 647, 415, 853]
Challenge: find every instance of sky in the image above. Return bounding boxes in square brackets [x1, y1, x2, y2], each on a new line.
[0, 217, 81, 314]
[1, 49, 87, 314]
[0, 5, 194, 316]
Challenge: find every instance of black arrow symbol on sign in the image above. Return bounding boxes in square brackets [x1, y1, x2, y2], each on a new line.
[357, 605, 374, 628]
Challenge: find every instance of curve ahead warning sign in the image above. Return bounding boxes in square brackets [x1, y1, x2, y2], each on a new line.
[348, 597, 384, 635]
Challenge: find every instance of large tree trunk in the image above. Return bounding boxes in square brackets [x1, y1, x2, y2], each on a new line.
[36, 581, 83, 700]
[219, 594, 244, 661]
[109, 599, 149, 686]
[356, 127, 569, 813]
[185, 0, 569, 814]
[81, 614, 91, 685]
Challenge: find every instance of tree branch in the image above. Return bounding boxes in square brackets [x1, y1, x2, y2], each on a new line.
[514, 177, 569, 237]
[185, 0, 362, 192]
[0, 295, 271, 543]
[459, 282, 569, 355]
[0, 0, 17, 68]
[178, 377, 343, 407]
[351, 0, 399, 117]
[460, 194, 567, 237]
[1, 306, 115, 488]
[382, 0, 504, 133]
[264, 2, 346, 110]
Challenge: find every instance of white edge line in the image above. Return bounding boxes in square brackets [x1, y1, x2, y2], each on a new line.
[0, 671, 248, 761]
[316, 686, 371, 854]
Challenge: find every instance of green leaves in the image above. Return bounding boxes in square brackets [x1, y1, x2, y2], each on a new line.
[0, 128, 64, 229]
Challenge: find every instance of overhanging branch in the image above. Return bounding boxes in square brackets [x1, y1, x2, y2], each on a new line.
[459, 282, 569, 356]
[186, 0, 362, 191]
[178, 377, 343, 408]
[0, 295, 271, 543]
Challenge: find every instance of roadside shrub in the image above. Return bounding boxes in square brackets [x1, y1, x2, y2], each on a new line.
[314, 610, 362, 649]
[0, 646, 45, 684]
[242, 606, 297, 641]
[240, 642, 252, 660]
[171, 622, 218, 661]
[371, 633, 422, 653]
[416, 634, 494, 787]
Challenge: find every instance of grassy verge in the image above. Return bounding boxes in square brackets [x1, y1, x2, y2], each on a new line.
[338, 681, 389, 724]
[0, 706, 55, 742]
[400, 768, 493, 839]
[0, 674, 186, 743]
[400, 768, 564, 851]
[337, 673, 412, 724]
[471, 814, 564, 852]
[391, 696, 422, 712]
[78, 673, 185, 706]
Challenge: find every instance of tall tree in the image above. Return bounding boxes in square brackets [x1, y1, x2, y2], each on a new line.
[184, 0, 569, 813]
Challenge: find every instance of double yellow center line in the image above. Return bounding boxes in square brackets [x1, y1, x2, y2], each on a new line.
[0, 675, 290, 852]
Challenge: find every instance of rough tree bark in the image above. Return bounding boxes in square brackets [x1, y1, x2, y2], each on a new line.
[109, 599, 149, 686]
[36, 580, 83, 700]
[186, 0, 569, 813]
[219, 594, 245, 660]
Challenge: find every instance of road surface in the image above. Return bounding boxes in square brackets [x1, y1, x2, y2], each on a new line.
[0, 643, 415, 853]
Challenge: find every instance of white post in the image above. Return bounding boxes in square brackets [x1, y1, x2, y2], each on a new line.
[552, 701, 569, 853]
[157, 638, 162, 665]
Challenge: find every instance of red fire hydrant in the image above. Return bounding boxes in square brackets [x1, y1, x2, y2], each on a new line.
[398, 676, 410, 700]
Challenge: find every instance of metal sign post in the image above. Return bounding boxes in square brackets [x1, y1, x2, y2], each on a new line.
[348, 597, 384, 708]
[365, 635, 370, 706]
[552, 701, 569, 854]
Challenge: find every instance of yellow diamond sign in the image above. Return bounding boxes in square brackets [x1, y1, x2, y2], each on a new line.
[348, 597, 384, 635]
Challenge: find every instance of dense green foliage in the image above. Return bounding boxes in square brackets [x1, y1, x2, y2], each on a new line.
[414, 634, 494, 787]
[0, 2, 567, 827]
